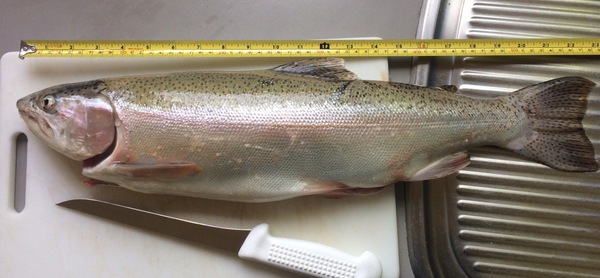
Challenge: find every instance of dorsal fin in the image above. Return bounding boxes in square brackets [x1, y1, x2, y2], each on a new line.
[438, 85, 458, 94]
[272, 58, 358, 80]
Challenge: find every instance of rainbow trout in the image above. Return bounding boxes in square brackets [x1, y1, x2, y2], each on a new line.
[16, 59, 598, 202]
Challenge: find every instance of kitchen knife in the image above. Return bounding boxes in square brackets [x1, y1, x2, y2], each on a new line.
[57, 199, 382, 278]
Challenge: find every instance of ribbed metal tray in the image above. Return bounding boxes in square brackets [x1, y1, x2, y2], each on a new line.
[407, 0, 600, 277]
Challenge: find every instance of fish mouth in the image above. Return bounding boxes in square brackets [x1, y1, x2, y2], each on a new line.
[18, 108, 39, 125]
[18, 109, 54, 139]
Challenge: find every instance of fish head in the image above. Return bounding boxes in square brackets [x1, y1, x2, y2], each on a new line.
[16, 80, 116, 161]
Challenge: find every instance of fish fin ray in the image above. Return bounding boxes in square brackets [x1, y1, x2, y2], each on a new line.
[303, 181, 385, 198]
[506, 76, 598, 172]
[408, 151, 470, 181]
[83, 178, 120, 187]
[272, 58, 358, 80]
[438, 85, 458, 94]
[321, 187, 387, 198]
[114, 162, 202, 180]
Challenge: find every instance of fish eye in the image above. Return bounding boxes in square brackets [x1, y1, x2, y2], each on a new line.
[41, 95, 56, 112]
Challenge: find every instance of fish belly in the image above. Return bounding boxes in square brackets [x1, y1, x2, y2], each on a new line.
[84, 72, 523, 202]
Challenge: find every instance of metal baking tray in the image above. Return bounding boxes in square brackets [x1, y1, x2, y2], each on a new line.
[405, 0, 600, 277]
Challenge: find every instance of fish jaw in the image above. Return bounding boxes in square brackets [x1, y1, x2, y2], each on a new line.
[17, 97, 55, 139]
[16, 81, 116, 161]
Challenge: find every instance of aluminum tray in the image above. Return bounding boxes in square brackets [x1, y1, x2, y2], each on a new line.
[406, 0, 600, 277]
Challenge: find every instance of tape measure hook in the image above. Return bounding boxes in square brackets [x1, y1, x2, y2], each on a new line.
[19, 40, 37, 59]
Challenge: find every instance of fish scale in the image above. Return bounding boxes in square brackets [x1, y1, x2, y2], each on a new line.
[16, 58, 598, 202]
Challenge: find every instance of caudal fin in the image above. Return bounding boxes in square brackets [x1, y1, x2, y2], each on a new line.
[507, 76, 598, 172]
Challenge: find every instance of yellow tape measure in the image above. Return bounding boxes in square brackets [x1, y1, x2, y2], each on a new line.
[19, 38, 600, 59]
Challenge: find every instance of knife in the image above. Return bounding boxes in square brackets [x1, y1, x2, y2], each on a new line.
[57, 199, 382, 278]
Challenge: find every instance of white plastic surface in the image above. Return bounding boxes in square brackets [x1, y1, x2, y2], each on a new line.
[0, 51, 399, 277]
[239, 224, 382, 278]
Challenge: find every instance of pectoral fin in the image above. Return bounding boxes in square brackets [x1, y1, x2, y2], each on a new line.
[115, 162, 202, 180]
[409, 152, 470, 181]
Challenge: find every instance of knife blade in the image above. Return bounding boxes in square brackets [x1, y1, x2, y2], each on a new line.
[57, 199, 382, 278]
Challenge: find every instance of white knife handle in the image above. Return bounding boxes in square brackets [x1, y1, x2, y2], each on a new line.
[238, 224, 382, 278]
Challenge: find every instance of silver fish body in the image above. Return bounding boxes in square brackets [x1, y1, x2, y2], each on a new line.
[17, 59, 598, 202]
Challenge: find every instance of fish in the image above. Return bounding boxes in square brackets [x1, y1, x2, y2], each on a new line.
[16, 58, 599, 202]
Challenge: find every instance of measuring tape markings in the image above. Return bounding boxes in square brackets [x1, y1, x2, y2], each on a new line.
[19, 39, 600, 59]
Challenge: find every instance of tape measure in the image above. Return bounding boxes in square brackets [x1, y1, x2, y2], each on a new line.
[19, 38, 600, 59]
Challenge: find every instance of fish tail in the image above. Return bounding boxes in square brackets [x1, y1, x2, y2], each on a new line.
[506, 76, 598, 172]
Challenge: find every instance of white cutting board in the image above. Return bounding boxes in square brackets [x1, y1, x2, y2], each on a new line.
[0, 52, 399, 277]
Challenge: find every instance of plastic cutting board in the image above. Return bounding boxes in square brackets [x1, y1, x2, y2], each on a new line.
[0, 52, 399, 277]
